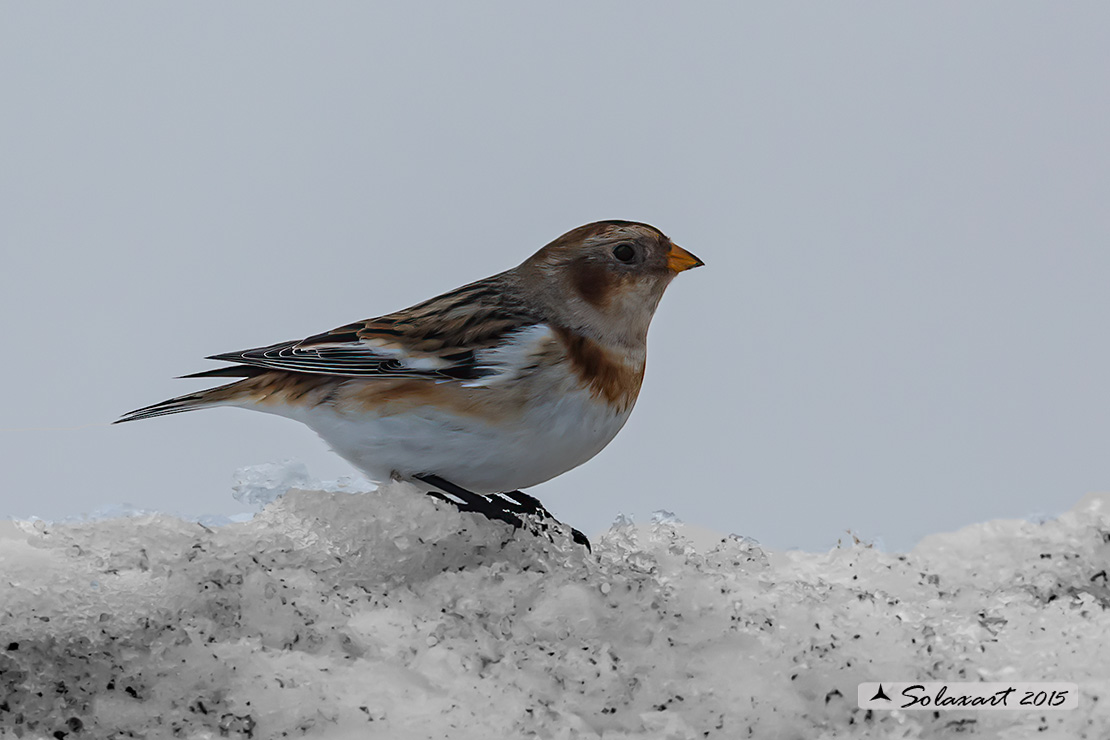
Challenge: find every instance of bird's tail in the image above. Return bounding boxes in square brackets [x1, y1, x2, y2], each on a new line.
[114, 379, 253, 424]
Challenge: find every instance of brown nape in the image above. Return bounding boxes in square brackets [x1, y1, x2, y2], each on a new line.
[554, 326, 645, 411]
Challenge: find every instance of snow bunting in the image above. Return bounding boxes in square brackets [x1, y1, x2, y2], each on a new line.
[118, 220, 702, 541]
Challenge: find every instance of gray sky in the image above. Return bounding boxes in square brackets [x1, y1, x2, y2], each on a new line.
[3, 3, 1109, 550]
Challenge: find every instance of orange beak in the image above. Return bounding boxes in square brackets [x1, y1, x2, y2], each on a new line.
[665, 243, 704, 273]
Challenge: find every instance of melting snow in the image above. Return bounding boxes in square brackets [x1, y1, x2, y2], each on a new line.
[2, 475, 1109, 738]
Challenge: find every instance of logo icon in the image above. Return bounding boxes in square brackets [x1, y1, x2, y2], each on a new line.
[869, 684, 891, 702]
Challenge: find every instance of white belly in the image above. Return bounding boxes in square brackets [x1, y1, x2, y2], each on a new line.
[280, 385, 633, 493]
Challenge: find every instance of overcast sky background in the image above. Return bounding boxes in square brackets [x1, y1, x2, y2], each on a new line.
[3, 4, 1109, 551]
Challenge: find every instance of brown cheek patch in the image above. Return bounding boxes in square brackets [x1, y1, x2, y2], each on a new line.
[569, 258, 616, 309]
[555, 327, 645, 411]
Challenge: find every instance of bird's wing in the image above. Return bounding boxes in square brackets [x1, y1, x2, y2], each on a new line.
[190, 275, 549, 382]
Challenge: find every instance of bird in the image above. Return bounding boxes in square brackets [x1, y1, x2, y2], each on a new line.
[117, 220, 703, 546]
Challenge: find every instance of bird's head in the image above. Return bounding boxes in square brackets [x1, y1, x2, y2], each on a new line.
[519, 220, 703, 345]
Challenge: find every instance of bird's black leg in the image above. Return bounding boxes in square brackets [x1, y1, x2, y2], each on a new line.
[415, 474, 523, 529]
[493, 490, 549, 517]
[497, 490, 591, 551]
[415, 475, 590, 550]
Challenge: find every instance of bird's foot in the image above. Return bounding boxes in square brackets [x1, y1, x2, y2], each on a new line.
[416, 474, 590, 551]
[491, 490, 591, 550]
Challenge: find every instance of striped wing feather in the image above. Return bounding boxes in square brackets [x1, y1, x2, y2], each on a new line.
[198, 275, 543, 381]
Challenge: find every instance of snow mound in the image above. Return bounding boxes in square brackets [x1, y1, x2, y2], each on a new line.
[231, 460, 313, 507]
[2, 483, 1109, 739]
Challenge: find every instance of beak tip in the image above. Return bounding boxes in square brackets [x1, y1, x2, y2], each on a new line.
[666, 244, 704, 273]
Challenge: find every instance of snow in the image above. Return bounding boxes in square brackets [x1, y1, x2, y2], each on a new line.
[231, 461, 313, 508]
[2, 475, 1109, 739]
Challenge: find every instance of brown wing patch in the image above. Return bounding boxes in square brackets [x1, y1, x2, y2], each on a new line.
[340, 378, 524, 423]
[224, 369, 525, 424]
[553, 327, 645, 411]
[235, 372, 342, 408]
[305, 274, 541, 355]
[216, 274, 543, 379]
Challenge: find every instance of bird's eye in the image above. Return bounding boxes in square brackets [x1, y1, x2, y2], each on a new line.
[612, 243, 636, 263]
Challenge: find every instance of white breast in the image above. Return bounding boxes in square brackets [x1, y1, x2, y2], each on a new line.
[286, 387, 629, 493]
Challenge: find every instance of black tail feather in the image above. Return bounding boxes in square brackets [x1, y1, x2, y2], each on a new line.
[178, 366, 268, 379]
[115, 378, 244, 424]
[114, 394, 210, 424]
